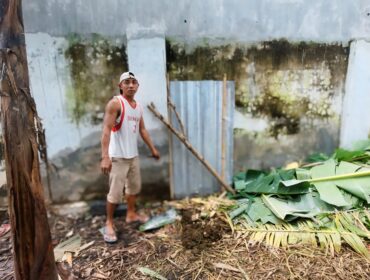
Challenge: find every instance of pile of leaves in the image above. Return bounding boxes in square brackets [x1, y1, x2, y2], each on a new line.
[228, 140, 370, 258]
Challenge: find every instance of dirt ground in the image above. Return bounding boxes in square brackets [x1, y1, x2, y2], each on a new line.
[1, 200, 370, 280]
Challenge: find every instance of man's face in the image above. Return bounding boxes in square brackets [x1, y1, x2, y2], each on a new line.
[119, 78, 139, 97]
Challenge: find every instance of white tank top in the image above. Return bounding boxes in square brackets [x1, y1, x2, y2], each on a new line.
[108, 95, 143, 159]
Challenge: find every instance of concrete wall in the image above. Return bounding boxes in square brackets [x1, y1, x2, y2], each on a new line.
[340, 40, 370, 148]
[27, 33, 101, 157]
[0, 0, 368, 203]
[25, 33, 169, 202]
[166, 41, 348, 170]
[24, 0, 370, 43]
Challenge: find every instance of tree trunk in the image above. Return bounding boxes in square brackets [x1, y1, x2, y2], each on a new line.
[0, 1, 58, 279]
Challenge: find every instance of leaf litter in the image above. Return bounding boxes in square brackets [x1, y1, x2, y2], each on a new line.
[1, 196, 370, 279]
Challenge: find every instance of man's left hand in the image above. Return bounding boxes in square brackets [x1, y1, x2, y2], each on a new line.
[151, 148, 160, 160]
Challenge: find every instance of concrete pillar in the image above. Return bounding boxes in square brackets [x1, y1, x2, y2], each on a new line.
[340, 40, 370, 148]
[127, 36, 167, 130]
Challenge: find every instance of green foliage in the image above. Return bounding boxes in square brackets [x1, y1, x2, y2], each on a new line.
[334, 148, 366, 162]
[230, 149, 370, 258]
[306, 152, 330, 163]
[235, 169, 309, 195]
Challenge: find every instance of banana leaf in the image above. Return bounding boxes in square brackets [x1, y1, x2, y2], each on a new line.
[245, 169, 266, 184]
[334, 161, 370, 203]
[295, 168, 311, 180]
[234, 180, 246, 191]
[306, 152, 330, 163]
[229, 202, 250, 219]
[334, 148, 365, 162]
[242, 171, 309, 195]
[234, 170, 265, 191]
[310, 160, 350, 207]
[244, 197, 282, 225]
[282, 160, 370, 205]
[261, 192, 334, 221]
[233, 171, 246, 182]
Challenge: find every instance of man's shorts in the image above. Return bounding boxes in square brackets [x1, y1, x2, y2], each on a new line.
[107, 157, 141, 204]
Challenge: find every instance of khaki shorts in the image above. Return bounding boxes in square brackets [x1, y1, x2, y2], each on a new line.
[107, 157, 141, 204]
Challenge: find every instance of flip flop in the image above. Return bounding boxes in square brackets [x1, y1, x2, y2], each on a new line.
[100, 227, 117, 244]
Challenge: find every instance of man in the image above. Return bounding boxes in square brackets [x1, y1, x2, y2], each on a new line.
[100, 71, 160, 243]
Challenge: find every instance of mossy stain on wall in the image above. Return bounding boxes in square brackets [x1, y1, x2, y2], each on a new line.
[166, 39, 349, 137]
[65, 34, 128, 124]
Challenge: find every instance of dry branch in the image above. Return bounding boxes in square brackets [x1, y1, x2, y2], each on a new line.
[167, 96, 186, 137]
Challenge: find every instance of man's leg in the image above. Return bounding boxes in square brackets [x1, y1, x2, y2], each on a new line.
[126, 194, 148, 222]
[105, 158, 129, 240]
[125, 157, 148, 223]
[126, 194, 137, 220]
[105, 201, 117, 236]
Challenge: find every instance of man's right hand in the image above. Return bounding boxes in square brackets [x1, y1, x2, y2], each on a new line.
[101, 157, 112, 175]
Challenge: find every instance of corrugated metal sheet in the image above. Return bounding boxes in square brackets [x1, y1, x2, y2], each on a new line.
[169, 81, 234, 199]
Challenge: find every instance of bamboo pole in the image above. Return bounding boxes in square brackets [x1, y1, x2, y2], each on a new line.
[166, 74, 175, 199]
[221, 74, 227, 181]
[148, 102, 236, 195]
[308, 170, 370, 183]
[283, 170, 370, 187]
[167, 95, 186, 136]
[0, 1, 58, 279]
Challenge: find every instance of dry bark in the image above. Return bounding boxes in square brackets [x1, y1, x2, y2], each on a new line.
[0, 1, 58, 279]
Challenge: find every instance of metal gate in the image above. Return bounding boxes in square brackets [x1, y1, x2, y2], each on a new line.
[169, 81, 234, 199]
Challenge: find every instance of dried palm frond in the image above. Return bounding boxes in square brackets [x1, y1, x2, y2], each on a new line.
[229, 210, 370, 259]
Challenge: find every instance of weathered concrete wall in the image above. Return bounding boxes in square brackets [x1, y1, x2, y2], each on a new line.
[0, 1, 365, 204]
[166, 40, 348, 170]
[26, 33, 103, 157]
[23, 33, 170, 203]
[23, 0, 370, 43]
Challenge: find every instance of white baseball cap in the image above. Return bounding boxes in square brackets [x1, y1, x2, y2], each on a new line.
[119, 71, 137, 83]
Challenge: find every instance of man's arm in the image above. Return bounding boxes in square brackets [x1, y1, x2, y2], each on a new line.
[139, 117, 160, 159]
[101, 98, 120, 174]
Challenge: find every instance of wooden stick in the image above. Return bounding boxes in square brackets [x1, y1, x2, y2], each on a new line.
[166, 75, 186, 136]
[166, 74, 175, 199]
[221, 74, 227, 181]
[167, 96, 186, 136]
[148, 102, 235, 195]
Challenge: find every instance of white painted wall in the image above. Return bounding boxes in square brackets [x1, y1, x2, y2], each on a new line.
[127, 36, 167, 130]
[340, 40, 370, 148]
[26, 33, 101, 157]
[25, 33, 168, 157]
